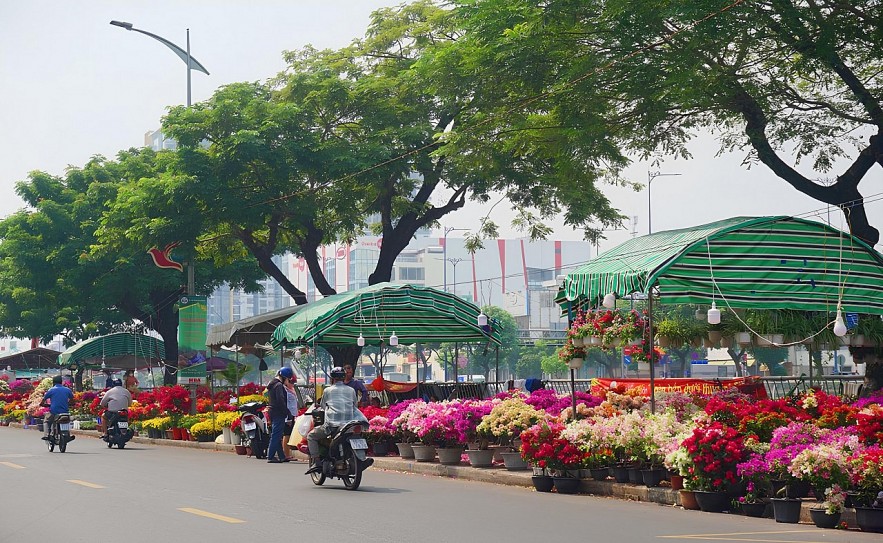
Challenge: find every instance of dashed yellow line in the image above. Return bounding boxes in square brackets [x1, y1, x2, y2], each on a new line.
[0, 461, 25, 469]
[67, 479, 105, 489]
[178, 508, 245, 524]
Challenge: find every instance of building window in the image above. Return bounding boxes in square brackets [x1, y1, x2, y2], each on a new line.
[398, 267, 425, 281]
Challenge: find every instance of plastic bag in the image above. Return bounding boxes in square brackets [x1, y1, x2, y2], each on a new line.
[289, 414, 313, 446]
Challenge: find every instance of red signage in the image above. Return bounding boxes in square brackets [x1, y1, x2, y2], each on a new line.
[590, 377, 767, 399]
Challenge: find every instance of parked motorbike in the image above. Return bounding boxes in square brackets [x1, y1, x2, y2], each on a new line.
[104, 409, 134, 449]
[306, 407, 373, 491]
[238, 401, 269, 459]
[46, 413, 74, 453]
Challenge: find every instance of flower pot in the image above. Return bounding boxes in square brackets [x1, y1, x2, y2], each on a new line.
[571, 336, 584, 347]
[196, 433, 216, 443]
[532, 475, 554, 492]
[568, 357, 584, 370]
[708, 330, 722, 343]
[771, 498, 802, 523]
[703, 337, 715, 349]
[466, 448, 495, 468]
[641, 468, 665, 488]
[396, 442, 415, 459]
[720, 336, 733, 348]
[855, 506, 883, 533]
[234, 444, 248, 456]
[789, 480, 811, 498]
[669, 474, 684, 491]
[411, 444, 437, 462]
[165, 429, 175, 440]
[221, 427, 234, 444]
[809, 508, 840, 529]
[553, 476, 581, 495]
[371, 440, 391, 457]
[611, 465, 630, 483]
[679, 490, 700, 510]
[627, 467, 643, 485]
[500, 451, 527, 471]
[694, 490, 731, 513]
[741, 502, 767, 517]
[489, 446, 505, 463]
[852, 334, 867, 347]
[736, 332, 752, 346]
[171, 427, 184, 440]
[589, 467, 609, 481]
[437, 447, 465, 465]
[657, 335, 671, 348]
[588, 336, 601, 346]
[758, 334, 784, 346]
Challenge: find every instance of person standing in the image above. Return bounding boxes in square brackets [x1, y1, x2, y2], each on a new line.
[343, 363, 370, 408]
[266, 367, 295, 463]
[282, 371, 300, 461]
[104, 370, 114, 389]
[124, 370, 139, 394]
[41, 375, 74, 441]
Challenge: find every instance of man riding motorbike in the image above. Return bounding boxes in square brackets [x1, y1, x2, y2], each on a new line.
[305, 366, 371, 474]
[99, 378, 132, 439]
[41, 375, 74, 441]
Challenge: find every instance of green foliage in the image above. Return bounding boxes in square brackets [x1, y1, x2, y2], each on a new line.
[466, 306, 519, 378]
[517, 340, 554, 378]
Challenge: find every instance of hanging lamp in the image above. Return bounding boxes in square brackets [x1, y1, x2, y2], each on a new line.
[707, 302, 721, 325]
[477, 312, 488, 327]
[357, 333, 365, 347]
[389, 332, 399, 346]
[833, 308, 847, 337]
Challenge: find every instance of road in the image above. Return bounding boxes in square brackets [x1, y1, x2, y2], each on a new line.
[0, 427, 878, 543]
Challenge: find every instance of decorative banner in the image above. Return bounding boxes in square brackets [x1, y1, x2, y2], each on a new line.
[369, 375, 419, 393]
[148, 241, 184, 271]
[177, 295, 207, 385]
[590, 376, 767, 399]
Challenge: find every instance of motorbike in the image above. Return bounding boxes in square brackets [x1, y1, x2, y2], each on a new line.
[238, 401, 269, 459]
[306, 407, 373, 491]
[104, 409, 134, 449]
[46, 413, 74, 453]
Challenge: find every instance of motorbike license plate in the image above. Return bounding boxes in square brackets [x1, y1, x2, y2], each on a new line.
[243, 422, 257, 431]
[59, 423, 70, 431]
[349, 438, 368, 450]
[117, 421, 128, 429]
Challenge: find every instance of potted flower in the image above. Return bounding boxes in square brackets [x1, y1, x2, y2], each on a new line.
[682, 421, 747, 512]
[737, 481, 770, 517]
[557, 341, 586, 369]
[365, 416, 394, 456]
[810, 485, 847, 529]
[190, 419, 222, 442]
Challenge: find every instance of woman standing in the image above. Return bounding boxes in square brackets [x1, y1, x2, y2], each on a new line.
[124, 370, 139, 394]
[282, 371, 300, 461]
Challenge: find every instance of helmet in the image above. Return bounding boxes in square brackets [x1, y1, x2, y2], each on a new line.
[52, 375, 63, 385]
[330, 366, 346, 380]
[112, 379, 123, 387]
[278, 366, 294, 380]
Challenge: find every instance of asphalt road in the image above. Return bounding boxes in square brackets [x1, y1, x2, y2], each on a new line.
[0, 427, 879, 543]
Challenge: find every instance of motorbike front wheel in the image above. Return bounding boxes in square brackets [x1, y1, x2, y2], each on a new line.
[310, 458, 326, 486]
[341, 448, 362, 491]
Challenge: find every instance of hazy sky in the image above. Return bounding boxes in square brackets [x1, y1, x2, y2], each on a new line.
[2, 1, 882, 255]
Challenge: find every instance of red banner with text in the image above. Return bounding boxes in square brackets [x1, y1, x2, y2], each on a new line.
[590, 376, 767, 399]
[369, 376, 419, 394]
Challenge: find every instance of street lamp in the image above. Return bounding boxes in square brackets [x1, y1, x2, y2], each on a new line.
[109, 20, 210, 295]
[647, 170, 682, 235]
[446, 257, 464, 298]
[442, 226, 468, 293]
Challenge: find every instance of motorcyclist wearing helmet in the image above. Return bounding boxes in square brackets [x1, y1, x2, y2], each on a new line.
[99, 378, 132, 439]
[41, 375, 74, 441]
[305, 366, 361, 473]
[266, 366, 296, 463]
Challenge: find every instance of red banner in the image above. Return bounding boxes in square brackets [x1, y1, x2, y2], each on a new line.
[590, 376, 767, 399]
[368, 376, 419, 394]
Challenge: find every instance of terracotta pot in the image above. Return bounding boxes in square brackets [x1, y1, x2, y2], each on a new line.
[234, 444, 248, 456]
[679, 490, 700, 510]
[669, 474, 684, 491]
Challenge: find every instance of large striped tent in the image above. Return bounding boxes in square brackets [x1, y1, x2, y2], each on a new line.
[557, 216, 883, 315]
[57, 332, 165, 370]
[271, 283, 502, 348]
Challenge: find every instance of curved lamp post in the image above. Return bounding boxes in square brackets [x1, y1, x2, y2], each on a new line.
[647, 170, 681, 235]
[109, 20, 209, 295]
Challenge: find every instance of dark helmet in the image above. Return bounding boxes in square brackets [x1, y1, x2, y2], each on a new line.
[52, 375, 63, 385]
[112, 378, 123, 387]
[330, 366, 346, 381]
[278, 366, 294, 380]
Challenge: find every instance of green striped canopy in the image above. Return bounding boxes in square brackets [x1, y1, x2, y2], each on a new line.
[558, 216, 883, 315]
[57, 332, 165, 369]
[271, 283, 502, 347]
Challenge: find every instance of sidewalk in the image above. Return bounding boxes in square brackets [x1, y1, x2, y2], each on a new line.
[11, 423, 856, 524]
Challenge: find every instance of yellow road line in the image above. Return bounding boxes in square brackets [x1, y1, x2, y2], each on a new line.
[0, 461, 25, 469]
[67, 479, 105, 489]
[659, 530, 819, 542]
[178, 508, 245, 524]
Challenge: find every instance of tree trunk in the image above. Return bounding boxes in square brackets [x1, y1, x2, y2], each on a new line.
[324, 345, 362, 368]
[154, 302, 180, 386]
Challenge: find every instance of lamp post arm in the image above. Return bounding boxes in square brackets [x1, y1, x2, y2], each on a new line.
[127, 27, 210, 75]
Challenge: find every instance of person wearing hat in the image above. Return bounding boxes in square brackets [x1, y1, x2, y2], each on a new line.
[40, 375, 74, 441]
[266, 367, 296, 463]
[98, 379, 132, 439]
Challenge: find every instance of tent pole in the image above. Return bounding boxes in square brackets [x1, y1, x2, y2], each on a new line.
[648, 288, 656, 414]
[495, 345, 500, 394]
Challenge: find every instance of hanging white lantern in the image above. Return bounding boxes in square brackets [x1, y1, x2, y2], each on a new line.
[707, 302, 721, 325]
[833, 309, 847, 337]
[695, 308, 707, 321]
[602, 292, 617, 309]
[389, 331, 399, 346]
[477, 312, 488, 327]
[357, 333, 365, 347]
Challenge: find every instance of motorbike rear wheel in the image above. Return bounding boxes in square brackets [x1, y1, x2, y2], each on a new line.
[59, 432, 68, 453]
[310, 458, 326, 486]
[47, 427, 55, 453]
[341, 448, 362, 491]
[117, 441, 126, 449]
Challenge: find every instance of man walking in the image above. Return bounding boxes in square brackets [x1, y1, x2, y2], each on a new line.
[266, 367, 295, 463]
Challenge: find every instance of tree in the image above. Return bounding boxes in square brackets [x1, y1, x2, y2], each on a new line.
[0, 150, 266, 386]
[465, 306, 519, 380]
[517, 340, 554, 379]
[453, 0, 883, 245]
